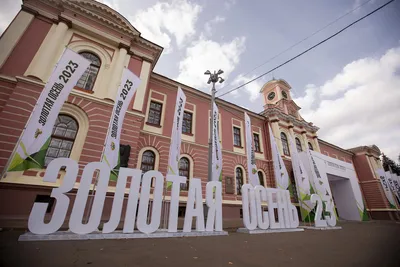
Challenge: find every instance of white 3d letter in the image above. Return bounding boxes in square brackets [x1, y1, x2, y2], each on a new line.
[69, 162, 110, 234]
[242, 184, 257, 230]
[137, 170, 163, 234]
[277, 190, 290, 228]
[122, 169, 142, 233]
[311, 194, 327, 227]
[266, 188, 280, 229]
[167, 175, 186, 232]
[28, 158, 78, 234]
[254, 185, 269, 230]
[285, 190, 299, 228]
[205, 181, 223, 232]
[183, 178, 205, 232]
[103, 168, 140, 233]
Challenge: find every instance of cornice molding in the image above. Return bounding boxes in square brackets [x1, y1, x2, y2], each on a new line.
[61, 0, 138, 36]
[347, 145, 381, 157]
[260, 108, 319, 133]
[318, 139, 354, 156]
[151, 73, 265, 120]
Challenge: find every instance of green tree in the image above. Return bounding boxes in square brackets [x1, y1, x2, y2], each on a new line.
[382, 153, 400, 175]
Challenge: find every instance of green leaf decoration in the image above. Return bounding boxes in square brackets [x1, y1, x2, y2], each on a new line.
[167, 181, 173, 189]
[361, 207, 369, 221]
[310, 185, 315, 194]
[8, 138, 50, 172]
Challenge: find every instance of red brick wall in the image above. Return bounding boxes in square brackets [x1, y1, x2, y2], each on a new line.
[353, 154, 375, 182]
[319, 141, 353, 163]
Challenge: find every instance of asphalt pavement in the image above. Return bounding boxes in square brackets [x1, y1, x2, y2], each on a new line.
[0, 221, 399, 267]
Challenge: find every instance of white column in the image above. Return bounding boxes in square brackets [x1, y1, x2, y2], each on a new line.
[301, 131, 308, 150]
[133, 60, 151, 111]
[271, 120, 283, 155]
[313, 137, 321, 152]
[106, 46, 128, 100]
[26, 20, 69, 82]
[0, 11, 34, 68]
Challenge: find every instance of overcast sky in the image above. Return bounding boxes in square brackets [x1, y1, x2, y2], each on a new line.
[1, 0, 399, 161]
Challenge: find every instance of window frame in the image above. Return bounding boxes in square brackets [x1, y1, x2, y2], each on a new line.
[295, 137, 303, 152]
[75, 51, 101, 93]
[257, 170, 265, 187]
[281, 132, 290, 156]
[235, 167, 244, 195]
[179, 157, 190, 191]
[233, 126, 242, 147]
[146, 100, 163, 127]
[182, 111, 193, 135]
[140, 150, 156, 173]
[44, 114, 78, 167]
[253, 133, 261, 152]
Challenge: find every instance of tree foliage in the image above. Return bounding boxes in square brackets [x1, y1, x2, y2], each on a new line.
[382, 153, 400, 175]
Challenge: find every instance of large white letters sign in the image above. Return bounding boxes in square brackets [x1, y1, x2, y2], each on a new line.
[310, 194, 336, 227]
[28, 159, 223, 235]
[241, 184, 299, 231]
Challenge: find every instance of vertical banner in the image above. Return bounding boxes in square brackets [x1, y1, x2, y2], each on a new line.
[306, 149, 336, 221]
[385, 171, 399, 207]
[268, 125, 289, 189]
[244, 113, 259, 186]
[167, 87, 186, 180]
[7, 49, 90, 172]
[288, 136, 314, 221]
[392, 173, 400, 203]
[376, 169, 396, 209]
[211, 102, 222, 182]
[102, 68, 141, 180]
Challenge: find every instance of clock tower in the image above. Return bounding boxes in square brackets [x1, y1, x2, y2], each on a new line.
[260, 79, 301, 118]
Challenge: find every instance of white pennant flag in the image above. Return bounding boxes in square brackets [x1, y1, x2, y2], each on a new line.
[244, 113, 259, 186]
[395, 174, 400, 202]
[268, 125, 289, 189]
[8, 48, 90, 172]
[167, 87, 186, 179]
[211, 101, 222, 182]
[288, 135, 314, 219]
[376, 169, 397, 209]
[102, 68, 140, 180]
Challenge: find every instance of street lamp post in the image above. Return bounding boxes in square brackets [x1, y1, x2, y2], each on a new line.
[204, 70, 224, 183]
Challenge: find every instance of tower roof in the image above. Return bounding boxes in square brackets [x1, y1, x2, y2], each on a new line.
[260, 79, 291, 93]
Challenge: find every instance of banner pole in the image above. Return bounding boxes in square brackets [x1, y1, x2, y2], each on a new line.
[84, 77, 119, 224]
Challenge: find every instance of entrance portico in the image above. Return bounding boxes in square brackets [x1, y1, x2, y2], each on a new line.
[299, 150, 367, 221]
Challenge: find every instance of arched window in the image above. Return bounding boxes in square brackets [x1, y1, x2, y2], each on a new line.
[258, 171, 265, 187]
[76, 52, 101, 91]
[295, 137, 303, 152]
[45, 115, 78, 166]
[308, 142, 314, 151]
[179, 157, 190, 190]
[140, 150, 155, 172]
[236, 167, 244, 195]
[281, 132, 290, 156]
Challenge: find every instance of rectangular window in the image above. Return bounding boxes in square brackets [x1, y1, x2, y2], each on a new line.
[233, 127, 241, 147]
[182, 111, 192, 134]
[147, 101, 162, 126]
[253, 133, 261, 152]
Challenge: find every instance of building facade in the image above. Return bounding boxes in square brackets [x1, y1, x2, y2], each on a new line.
[0, 0, 398, 227]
